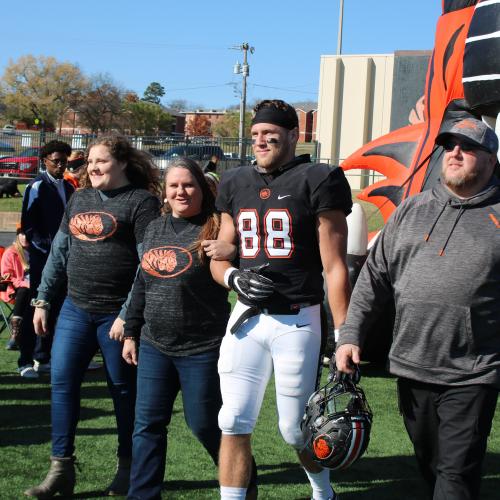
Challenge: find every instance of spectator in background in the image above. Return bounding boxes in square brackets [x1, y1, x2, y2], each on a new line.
[64, 150, 86, 189]
[20, 140, 75, 374]
[203, 154, 220, 182]
[1, 225, 31, 358]
[25, 135, 161, 499]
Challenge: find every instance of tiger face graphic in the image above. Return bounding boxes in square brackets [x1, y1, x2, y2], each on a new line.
[141, 246, 192, 278]
[69, 212, 117, 241]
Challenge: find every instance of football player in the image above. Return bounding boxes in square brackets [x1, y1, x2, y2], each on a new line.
[211, 99, 352, 500]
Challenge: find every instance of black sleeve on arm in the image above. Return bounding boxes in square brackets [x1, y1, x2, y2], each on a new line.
[21, 183, 38, 245]
[311, 167, 353, 216]
[124, 270, 146, 340]
[118, 243, 143, 320]
[337, 220, 395, 348]
[133, 196, 161, 244]
[37, 230, 70, 303]
[215, 171, 233, 214]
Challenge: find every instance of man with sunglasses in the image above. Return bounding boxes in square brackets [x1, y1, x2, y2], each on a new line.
[211, 99, 352, 500]
[336, 116, 500, 500]
[19, 140, 75, 377]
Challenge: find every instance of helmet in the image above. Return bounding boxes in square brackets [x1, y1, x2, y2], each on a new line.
[301, 368, 372, 470]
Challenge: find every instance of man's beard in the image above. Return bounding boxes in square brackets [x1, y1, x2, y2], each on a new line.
[441, 165, 478, 189]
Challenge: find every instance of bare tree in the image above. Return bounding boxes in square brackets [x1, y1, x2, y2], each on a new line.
[76, 74, 124, 133]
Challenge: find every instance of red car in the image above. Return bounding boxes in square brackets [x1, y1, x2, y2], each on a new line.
[0, 147, 40, 178]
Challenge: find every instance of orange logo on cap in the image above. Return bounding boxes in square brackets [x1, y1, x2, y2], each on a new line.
[455, 118, 479, 131]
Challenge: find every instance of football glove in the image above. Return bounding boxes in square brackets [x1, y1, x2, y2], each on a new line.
[227, 264, 274, 303]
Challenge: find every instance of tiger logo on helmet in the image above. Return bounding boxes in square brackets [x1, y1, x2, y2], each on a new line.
[301, 366, 372, 470]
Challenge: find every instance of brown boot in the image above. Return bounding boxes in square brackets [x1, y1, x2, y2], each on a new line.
[106, 456, 131, 496]
[24, 456, 76, 498]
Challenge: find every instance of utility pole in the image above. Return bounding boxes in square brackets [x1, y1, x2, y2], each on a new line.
[233, 42, 254, 161]
[337, 0, 344, 55]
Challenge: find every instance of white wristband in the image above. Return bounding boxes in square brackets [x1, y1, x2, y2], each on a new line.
[334, 328, 340, 343]
[223, 267, 238, 288]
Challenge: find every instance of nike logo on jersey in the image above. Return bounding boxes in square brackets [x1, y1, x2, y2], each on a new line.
[277, 194, 291, 200]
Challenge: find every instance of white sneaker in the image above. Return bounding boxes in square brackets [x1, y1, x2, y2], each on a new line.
[18, 365, 39, 379]
[34, 360, 51, 373]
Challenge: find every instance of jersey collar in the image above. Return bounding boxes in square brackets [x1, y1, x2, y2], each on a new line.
[254, 154, 311, 178]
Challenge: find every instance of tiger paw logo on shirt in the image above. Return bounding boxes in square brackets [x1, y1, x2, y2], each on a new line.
[69, 212, 117, 241]
[141, 246, 192, 278]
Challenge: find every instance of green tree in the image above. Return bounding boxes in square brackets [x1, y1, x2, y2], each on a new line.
[123, 100, 173, 135]
[143, 82, 165, 105]
[0, 55, 85, 128]
[212, 111, 251, 138]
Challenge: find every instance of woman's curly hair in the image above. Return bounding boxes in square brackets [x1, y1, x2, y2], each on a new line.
[81, 134, 162, 197]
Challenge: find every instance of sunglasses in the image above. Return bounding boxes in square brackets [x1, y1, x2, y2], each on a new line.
[441, 139, 489, 153]
[45, 158, 68, 166]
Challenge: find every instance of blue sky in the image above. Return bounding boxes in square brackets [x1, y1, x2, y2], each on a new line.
[1, 0, 442, 109]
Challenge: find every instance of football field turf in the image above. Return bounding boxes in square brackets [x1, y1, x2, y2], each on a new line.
[0, 196, 498, 498]
[1, 330, 500, 499]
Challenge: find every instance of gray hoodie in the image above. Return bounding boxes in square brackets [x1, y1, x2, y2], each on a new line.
[338, 179, 500, 387]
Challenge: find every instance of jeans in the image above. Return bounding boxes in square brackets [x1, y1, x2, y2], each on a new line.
[51, 297, 136, 458]
[128, 340, 222, 500]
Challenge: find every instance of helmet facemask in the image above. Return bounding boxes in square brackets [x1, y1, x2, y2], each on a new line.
[301, 370, 373, 470]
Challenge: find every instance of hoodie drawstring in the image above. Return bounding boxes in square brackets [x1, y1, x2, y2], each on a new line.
[438, 207, 466, 256]
[424, 203, 447, 242]
[424, 203, 466, 256]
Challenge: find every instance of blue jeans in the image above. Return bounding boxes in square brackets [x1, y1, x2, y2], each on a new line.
[128, 340, 222, 500]
[51, 297, 136, 458]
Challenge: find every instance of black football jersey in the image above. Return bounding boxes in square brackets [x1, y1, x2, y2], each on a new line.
[216, 155, 352, 307]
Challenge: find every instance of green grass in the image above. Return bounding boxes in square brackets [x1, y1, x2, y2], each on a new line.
[0, 182, 26, 212]
[1, 323, 500, 499]
[352, 191, 384, 234]
[0, 194, 496, 498]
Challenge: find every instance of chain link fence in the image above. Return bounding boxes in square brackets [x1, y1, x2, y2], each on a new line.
[0, 131, 382, 189]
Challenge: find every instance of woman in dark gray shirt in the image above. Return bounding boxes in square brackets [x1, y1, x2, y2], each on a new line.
[123, 157, 233, 499]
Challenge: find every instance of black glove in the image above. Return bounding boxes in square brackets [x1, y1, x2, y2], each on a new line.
[228, 264, 274, 303]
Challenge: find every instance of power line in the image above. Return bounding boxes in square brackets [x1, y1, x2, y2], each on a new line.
[252, 83, 317, 95]
[167, 83, 233, 92]
[64, 38, 231, 51]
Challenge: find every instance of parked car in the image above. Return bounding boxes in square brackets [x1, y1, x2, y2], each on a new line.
[0, 147, 40, 177]
[2, 124, 16, 135]
[0, 141, 15, 158]
[155, 145, 225, 170]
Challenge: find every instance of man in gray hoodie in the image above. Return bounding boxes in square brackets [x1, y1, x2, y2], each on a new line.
[336, 116, 500, 500]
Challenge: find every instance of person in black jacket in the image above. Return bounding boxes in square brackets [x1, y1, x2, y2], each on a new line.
[123, 157, 235, 499]
[19, 140, 75, 375]
[25, 135, 161, 498]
